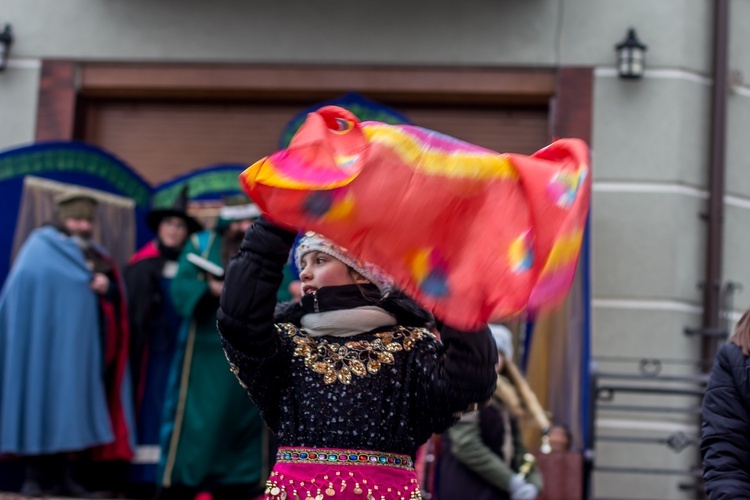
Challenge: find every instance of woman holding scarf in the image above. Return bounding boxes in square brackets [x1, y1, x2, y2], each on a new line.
[217, 219, 497, 500]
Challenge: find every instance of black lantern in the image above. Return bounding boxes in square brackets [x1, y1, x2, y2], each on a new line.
[615, 28, 647, 79]
[0, 24, 13, 72]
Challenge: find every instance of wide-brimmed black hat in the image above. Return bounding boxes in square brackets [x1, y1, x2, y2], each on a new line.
[146, 185, 203, 234]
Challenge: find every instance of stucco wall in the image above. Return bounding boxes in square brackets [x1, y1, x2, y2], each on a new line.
[0, 64, 39, 149]
[4, 0, 559, 65]
[0, 0, 720, 73]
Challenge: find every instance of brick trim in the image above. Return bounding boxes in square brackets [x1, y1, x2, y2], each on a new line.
[35, 60, 77, 142]
[553, 67, 594, 143]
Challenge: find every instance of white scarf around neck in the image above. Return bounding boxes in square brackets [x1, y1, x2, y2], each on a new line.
[300, 306, 397, 338]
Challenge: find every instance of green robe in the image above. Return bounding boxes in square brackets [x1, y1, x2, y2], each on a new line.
[158, 230, 267, 488]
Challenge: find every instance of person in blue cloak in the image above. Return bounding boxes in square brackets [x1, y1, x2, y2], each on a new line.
[0, 190, 134, 497]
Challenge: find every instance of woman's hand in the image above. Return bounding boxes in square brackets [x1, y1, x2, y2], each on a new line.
[90, 272, 110, 295]
[208, 275, 224, 297]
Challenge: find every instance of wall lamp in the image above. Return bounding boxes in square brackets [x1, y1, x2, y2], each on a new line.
[0, 24, 14, 72]
[615, 28, 647, 79]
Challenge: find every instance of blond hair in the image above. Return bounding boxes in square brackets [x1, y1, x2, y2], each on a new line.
[730, 309, 750, 356]
[496, 355, 551, 432]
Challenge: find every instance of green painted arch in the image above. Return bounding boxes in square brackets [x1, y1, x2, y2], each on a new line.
[0, 142, 152, 207]
[151, 165, 246, 208]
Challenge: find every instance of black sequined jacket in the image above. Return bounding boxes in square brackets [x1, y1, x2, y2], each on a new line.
[217, 218, 497, 457]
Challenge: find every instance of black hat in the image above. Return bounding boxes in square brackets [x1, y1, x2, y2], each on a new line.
[146, 185, 203, 234]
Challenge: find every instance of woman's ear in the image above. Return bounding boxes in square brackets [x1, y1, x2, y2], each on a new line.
[350, 270, 370, 284]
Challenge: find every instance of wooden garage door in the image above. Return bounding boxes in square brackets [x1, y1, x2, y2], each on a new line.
[81, 101, 303, 185]
[399, 104, 549, 156]
[82, 99, 549, 185]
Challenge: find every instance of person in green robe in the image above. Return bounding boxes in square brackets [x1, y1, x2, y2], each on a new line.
[157, 195, 268, 500]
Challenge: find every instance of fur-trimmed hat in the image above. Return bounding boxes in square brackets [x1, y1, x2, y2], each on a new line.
[219, 194, 261, 221]
[490, 324, 514, 360]
[295, 231, 393, 295]
[55, 190, 98, 221]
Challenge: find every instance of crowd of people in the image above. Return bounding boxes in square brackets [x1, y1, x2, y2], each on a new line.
[0, 183, 666, 500]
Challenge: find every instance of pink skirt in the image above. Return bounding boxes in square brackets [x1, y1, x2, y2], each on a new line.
[263, 447, 421, 499]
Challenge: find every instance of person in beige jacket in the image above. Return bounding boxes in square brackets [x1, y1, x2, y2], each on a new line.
[438, 325, 545, 500]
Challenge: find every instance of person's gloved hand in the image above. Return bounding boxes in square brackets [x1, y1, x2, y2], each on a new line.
[240, 216, 298, 252]
[509, 473, 539, 500]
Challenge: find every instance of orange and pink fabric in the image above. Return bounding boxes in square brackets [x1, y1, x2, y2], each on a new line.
[240, 106, 591, 330]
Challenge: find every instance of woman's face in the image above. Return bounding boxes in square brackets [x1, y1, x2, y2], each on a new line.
[299, 251, 360, 295]
[63, 217, 94, 241]
[496, 353, 505, 373]
[158, 216, 189, 249]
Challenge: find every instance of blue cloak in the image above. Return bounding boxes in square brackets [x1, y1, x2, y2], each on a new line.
[0, 226, 113, 455]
